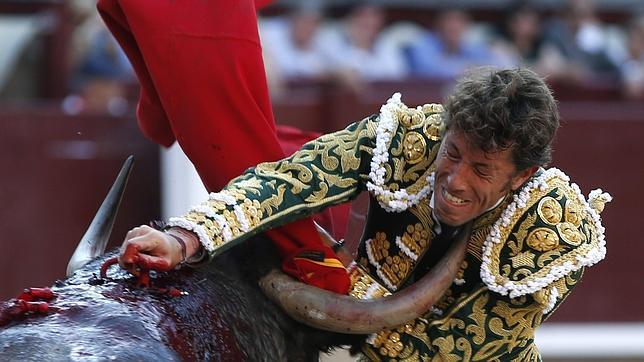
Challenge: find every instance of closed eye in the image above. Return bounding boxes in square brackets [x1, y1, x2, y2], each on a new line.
[474, 167, 491, 178]
[473, 164, 494, 179]
[445, 146, 460, 161]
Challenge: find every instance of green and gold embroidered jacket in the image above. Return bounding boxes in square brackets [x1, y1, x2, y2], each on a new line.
[167, 93, 610, 362]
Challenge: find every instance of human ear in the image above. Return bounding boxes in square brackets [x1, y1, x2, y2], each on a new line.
[510, 166, 538, 191]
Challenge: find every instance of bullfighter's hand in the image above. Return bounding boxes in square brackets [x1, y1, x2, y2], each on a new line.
[118, 225, 187, 275]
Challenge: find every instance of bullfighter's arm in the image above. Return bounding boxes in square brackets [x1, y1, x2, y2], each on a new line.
[166, 116, 378, 259]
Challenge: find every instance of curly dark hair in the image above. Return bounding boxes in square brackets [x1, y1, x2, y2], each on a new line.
[443, 68, 559, 170]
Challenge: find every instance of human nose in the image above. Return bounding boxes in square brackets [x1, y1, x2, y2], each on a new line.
[445, 162, 468, 191]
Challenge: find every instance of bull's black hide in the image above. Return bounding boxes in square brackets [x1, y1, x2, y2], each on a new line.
[0, 235, 364, 361]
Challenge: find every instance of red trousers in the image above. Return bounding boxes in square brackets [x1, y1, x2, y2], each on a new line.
[97, 0, 349, 293]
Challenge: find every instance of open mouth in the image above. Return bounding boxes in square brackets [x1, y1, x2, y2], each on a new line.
[442, 187, 467, 205]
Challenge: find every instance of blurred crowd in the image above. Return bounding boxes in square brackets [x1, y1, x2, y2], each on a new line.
[1, 0, 643, 110]
[63, 0, 135, 115]
[258, 0, 644, 99]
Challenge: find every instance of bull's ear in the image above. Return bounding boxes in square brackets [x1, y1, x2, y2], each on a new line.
[66, 156, 134, 277]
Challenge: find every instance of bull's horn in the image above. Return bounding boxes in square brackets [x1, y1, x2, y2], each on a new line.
[66, 156, 134, 277]
[259, 222, 472, 334]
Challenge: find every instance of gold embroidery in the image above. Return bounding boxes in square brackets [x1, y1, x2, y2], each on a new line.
[184, 212, 224, 246]
[401, 223, 431, 257]
[222, 210, 241, 235]
[373, 331, 405, 358]
[231, 178, 262, 195]
[423, 122, 442, 142]
[311, 164, 358, 189]
[369, 321, 432, 360]
[454, 337, 473, 362]
[509, 251, 537, 269]
[223, 188, 247, 201]
[254, 161, 312, 194]
[544, 268, 584, 320]
[407, 320, 431, 350]
[403, 166, 435, 198]
[557, 222, 585, 246]
[212, 235, 224, 247]
[205, 199, 227, 211]
[398, 346, 420, 361]
[304, 181, 329, 203]
[507, 212, 537, 256]
[431, 335, 460, 361]
[400, 108, 425, 128]
[526, 228, 559, 252]
[240, 199, 261, 226]
[185, 212, 208, 225]
[533, 276, 567, 311]
[381, 254, 413, 287]
[536, 250, 562, 268]
[204, 222, 221, 243]
[370, 102, 444, 213]
[392, 157, 409, 183]
[516, 343, 540, 361]
[537, 197, 562, 225]
[422, 103, 444, 115]
[349, 266, 391, 299]
[403, 132, 427, 164]
[564, 198, 585, 227]
[363, 282, 557, 361]
[554, 274, 571, 297]
[298, 123, 369, 174]
[390, 135, 405, 160]
[259, 184, 286, 216]
[409, 202, 436, 244]
[465, 292, 489, 345]
[370, 232, 390, 262]
[403, 143, 438, 183]
[468, 227, 490, 261]
[455, 260, 468, 281]
[532, 288, 548, 308]
[383, 163, 394, 188]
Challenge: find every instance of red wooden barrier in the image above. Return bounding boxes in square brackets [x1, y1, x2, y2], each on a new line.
[0, 105, 159, 299]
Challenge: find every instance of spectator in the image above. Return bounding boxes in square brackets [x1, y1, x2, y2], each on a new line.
[542, 0, 619, 82]
[68, 0, 134, 115]
[260, 4, 328, 82]
[76, 31, 134, 82]
[617, 16, 644, 99]
[319, 3, 407, 85]
[491, 2, 567, 78]
[406, 8, 503, 80]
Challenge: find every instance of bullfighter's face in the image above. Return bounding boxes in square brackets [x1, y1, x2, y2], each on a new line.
[432, 130, 535, 227]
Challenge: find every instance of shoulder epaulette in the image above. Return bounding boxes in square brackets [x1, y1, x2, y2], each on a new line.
[366, 93, 444, 212]
[480, 168, 611, 302]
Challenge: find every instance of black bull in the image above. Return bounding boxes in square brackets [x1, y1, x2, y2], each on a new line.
[0, 237, 359, 361]
[0, 158, 468, 360]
